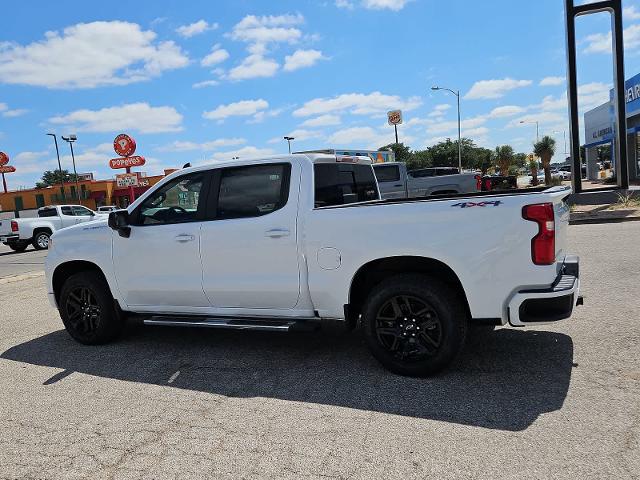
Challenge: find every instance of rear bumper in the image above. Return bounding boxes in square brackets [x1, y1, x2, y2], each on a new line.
[508, 255, 581, 327]
[0, 234, 19, 244]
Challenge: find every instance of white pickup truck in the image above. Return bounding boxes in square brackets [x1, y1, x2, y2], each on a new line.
[0, 205, 103, 252]
[373, 163, 480, 199]
[45, 153, 581, 376]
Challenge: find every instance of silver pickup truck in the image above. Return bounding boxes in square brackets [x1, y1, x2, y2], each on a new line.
[373, 163, 479, 199]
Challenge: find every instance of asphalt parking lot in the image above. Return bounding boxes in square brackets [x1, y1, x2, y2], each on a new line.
[0, 243, 47, 279]
[0, 222, 639, 479]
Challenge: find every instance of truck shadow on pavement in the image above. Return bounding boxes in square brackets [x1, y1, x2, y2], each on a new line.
[1, 325, 573, 432]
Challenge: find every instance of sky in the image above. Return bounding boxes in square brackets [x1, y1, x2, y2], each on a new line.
[2, 0, 640, 189]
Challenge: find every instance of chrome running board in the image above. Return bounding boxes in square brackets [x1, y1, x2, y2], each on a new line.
[143, 315, 318, 332]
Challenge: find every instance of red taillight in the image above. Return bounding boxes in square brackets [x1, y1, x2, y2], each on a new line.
[475, 175, 482, 191]
[10, 220, 18, 232]
[522, 203, 555, 265]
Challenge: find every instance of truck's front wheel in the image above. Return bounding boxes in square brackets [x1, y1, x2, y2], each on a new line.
[362, 275, 467, 377]
[59, 271, 124, 345]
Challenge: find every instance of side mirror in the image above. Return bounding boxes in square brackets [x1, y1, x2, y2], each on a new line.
[108, 211, 131, 238]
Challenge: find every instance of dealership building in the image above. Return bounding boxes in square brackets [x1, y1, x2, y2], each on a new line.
[584, 72, 640, 183]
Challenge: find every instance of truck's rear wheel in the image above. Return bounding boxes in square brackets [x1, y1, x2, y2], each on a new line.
[362, 274, 467, 377]
[32, 231, 51, 250]
[8, 241, 29, 252]
[59, 271, 123, 345]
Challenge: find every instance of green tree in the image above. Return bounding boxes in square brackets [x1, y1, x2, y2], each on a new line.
[494, 145, 514, 176]
[533, 136, 557, 185]
[378, 143, 412, 164]
[407, 149, 432, 170]
[36, 169, 78, 189]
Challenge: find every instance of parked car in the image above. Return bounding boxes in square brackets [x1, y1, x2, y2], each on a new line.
[45, 153, 581, 377]
[0, 205, 105, 252]
[373, 163, 479, 199]
[97, 205, 118, 213]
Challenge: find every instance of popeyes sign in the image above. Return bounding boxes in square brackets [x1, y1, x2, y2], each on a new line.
[109, 156, 146, 169]
[110, 133, 145, 169]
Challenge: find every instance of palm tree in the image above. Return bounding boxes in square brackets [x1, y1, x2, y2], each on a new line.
[529, 158, 539, 186]
[533, 136, 557, 185]
[494, 145, 514, 177]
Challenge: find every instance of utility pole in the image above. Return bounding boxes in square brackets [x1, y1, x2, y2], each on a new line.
[431, 86, 462, 171]
[47, 133, 65, 201]
[284, 136, 295, 154]
[61, 135, 81, 204]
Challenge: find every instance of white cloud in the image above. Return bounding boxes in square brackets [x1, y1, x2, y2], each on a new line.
[283, 49, 326, 71]
[13, 150, 48, 163]
[229, 14, 304, 45]
[488, 105, 526, 118]
[293, 91, 422, 117]
[300, 114, 341, 127]
[328, 126, 380, 145]
[227, 53, 279, 80]
[584, 24, 640, 54]
[158, 138, 246, 152]
[49, 103, 183, 133]
[210, 146, 275, 162]
[201, 44, 229, 67]
[624, 6, 640, 20]
[268, 129, 323, 144]
[192, 80, 219, 88]
[249, 107, 285, 123]
[0, 21, 189, 89]
[464, 78, 533, 99]
[361, 0, 412, 11]
[202, 99, 269, 121]
[335, 0, 355, 9]
[3, 108, 28, 117]
[427, 115, 487, 135]
[176, 20, 218, 38]
[540, 76, 565, 86]
[427, 104, 451, 117]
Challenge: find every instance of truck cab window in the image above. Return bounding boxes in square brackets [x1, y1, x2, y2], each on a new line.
[373, 165, 400, 182]
[137, 173, 204, 225]
[216, 164, 291, 220]
[314, 163, 379, 207]
[60, 206, 74, 216]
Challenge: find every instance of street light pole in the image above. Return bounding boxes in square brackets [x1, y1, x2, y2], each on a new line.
[284, 136, 295, 154]
[432, 86, 462, 172]
[521, 120, 540, 143]
[61, 135, 81, 204]
[46, 133, 65, 201]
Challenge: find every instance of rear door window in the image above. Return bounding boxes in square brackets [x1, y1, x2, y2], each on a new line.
[38, 207, 58, 217]
[373, 165, 401, 182]
[314, 163, 379, 207]
[216, 163, 291, 220]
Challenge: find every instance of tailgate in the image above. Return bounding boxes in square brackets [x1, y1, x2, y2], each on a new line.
[545, 187, 572, 261]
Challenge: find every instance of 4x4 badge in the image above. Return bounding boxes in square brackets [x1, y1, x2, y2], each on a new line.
[452, 201, 502, 208]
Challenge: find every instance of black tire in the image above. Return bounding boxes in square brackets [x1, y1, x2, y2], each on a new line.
[32, 230, 51, 250]
[59, 271, 124, 345]
[8, 241, 28, 252]
[362, 274, 467, 377]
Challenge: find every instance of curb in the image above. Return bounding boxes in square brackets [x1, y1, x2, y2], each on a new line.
[570, 215, 640, 225]
[0, 271, 44, 285]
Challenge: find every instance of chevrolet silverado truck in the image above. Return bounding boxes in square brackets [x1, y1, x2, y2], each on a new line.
[373, 163, 479, 199]
[45, 153, 581, 376]
[0, 205, 103, 251]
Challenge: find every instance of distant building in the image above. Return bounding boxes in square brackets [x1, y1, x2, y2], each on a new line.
[583, 71, 640, 183]
[0, 168, 178, 214]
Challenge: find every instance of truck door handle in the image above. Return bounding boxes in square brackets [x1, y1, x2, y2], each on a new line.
[175, 234, 195, 243]
[265, 228, 290, 238]
[394, 184, 403, 187]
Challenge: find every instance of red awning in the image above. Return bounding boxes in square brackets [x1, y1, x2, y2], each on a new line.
[113, 186, 152, 197]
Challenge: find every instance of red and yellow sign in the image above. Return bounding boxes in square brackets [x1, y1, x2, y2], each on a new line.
[0, 165, 16, 173]
[0, 152, 9, 166]
[109, 155, 146, 169]
[113, 134, 136, 157]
